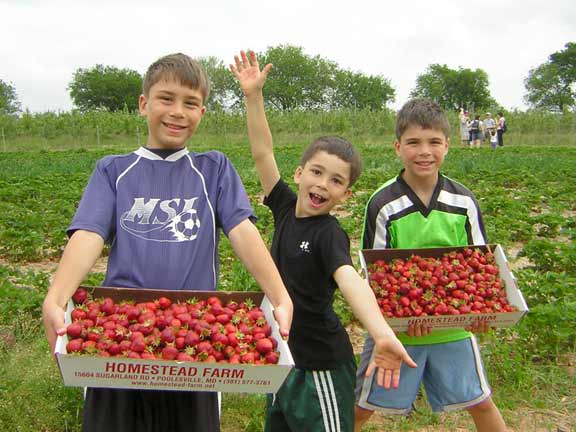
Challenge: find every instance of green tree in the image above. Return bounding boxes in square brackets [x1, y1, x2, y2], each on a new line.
[411, 64, 495, 111]
[0, 79, 21, 114]
[68, 65, 142, 112]
[332, 70, 395, 110]
[524, 42, 575, 112]
[198, 56, 236, 111]
[550, 42, 576, 83]
[254, 45, 338, 111]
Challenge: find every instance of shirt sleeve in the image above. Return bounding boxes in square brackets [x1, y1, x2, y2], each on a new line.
[67, 157, 116, 242]
[469, 193, 488, 244]
[317, 221, 354, 277]
[263, 178, 296, 222]
[215, 154, 257, 235]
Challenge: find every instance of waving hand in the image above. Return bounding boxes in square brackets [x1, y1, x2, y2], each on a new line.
[230, 50, 272, 97]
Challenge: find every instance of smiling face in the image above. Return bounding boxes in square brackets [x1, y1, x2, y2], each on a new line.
[139, 79, 206, 149]
[395, 125, 449, 187]
[293, 150, 352, 217]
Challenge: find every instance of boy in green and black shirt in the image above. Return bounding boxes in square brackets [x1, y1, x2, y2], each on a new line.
[354, 99, 507, 432]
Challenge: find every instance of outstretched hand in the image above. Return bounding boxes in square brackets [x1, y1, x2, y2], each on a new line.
[366, 335, 417, 389]
[229, 50, 272, 97]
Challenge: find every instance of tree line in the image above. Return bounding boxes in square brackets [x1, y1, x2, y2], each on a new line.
[1, 42, 574, 115]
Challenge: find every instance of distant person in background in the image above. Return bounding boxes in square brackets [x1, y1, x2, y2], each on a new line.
[483, 113, 496, 145]
[469, 114, 483, 148]
[490, 129, 498, 150]
[496, 112, 506, 147]
[459, 108, 470, 148]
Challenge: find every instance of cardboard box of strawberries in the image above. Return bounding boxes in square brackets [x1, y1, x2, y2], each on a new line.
[55, 286, 294, 393]
[359, 244, 528, 331]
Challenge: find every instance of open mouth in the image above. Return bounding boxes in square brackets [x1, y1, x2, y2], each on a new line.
[309, 192, 327, 207]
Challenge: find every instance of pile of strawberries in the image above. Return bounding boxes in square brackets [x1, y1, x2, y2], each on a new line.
[367, 247, 517, 318]
[65, 289, 280, 364]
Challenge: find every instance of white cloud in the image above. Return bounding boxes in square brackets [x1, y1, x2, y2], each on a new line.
[1, 0, 575, 112]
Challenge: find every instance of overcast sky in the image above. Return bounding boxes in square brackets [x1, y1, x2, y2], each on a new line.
[2, 0, 575, 113]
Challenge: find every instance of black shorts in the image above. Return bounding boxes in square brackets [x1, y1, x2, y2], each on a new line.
[265, 358, 357, 432]
[82, 388, 219, 432]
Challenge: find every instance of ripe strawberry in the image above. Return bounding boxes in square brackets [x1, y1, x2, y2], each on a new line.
[203, 313, 216, 324]
[176, 352, 195, 362]
[253, 332, 267, 341]
[100, 297, 116, 315]
[241, 352, 256, 364]
[227, 332, 240, 347]
[229, 354, 241, 364]
[184, 331, 200, 347]
[66, 338, 84, 353]
[160, 327, 175, 344]
[265, 351, 280, 364]
[223, 345, 236, 358]
[82, 340, 97, 353]
[86, 328, 103, 342]
[435, 303, 448, 315]
[255, 338, 274, 355]
[118, 340, 132, 352]
[130, 337, 146, 353]
[216, 313, 231, 325]
[157, 296, 172, 310]
[108, 342, 121, 356]
[66, 322, 84, 339]
[72, 288, 89, 305]
[71, 307, 87, 321]
[196, 341, 212, 354]
[141, 351, 157, 360]
[126, 305, 140, 322]
[161, 345, 179, 360]
[175, 337, 186, 350]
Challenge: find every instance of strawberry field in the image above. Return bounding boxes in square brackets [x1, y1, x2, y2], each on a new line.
[0, 131, 575, 431]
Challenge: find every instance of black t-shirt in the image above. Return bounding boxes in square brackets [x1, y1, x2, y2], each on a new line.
[264, 179, 354, 369]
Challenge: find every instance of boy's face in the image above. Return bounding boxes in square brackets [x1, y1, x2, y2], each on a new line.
[139, 79, 206, 149]
[395, 125, 449, 185]
[293, 150, 352, 218]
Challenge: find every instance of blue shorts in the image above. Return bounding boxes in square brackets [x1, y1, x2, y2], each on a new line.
[355, 335, 491, 414]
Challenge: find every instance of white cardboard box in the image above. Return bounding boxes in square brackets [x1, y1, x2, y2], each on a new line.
[55, 287, 294, 393]
[359, 244, 529, 331]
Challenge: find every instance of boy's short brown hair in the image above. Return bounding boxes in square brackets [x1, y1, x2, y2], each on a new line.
[395, 98, 450, 139]
[300, 136, 363, 187]
[143, 53, 210, 102]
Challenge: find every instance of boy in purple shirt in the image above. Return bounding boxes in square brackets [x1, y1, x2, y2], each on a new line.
[42, 53, 293, 432]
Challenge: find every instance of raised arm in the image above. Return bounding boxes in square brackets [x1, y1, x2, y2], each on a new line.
[230, 50, 280, 196]
[334, 265, 417, 388]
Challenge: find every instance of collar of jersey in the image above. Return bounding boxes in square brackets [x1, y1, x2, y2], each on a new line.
[397, 169, 445, 217]
[135, 147, 190, 162]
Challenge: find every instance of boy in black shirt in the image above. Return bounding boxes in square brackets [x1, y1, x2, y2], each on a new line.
[231, 50, 416, 432]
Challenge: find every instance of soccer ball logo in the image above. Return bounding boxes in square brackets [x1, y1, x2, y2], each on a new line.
[170, 209, 201, 241]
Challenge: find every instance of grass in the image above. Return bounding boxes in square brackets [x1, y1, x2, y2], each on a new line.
[0, 134, 575, 431]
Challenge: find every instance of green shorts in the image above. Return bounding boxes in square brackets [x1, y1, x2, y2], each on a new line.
[265, 358, 356, 432]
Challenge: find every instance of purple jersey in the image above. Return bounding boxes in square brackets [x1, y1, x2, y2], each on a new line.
[69, 147, 255, 291]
